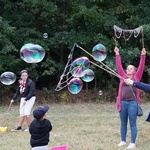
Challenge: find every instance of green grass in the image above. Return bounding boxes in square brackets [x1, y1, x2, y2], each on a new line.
[0, 102, 150, 150]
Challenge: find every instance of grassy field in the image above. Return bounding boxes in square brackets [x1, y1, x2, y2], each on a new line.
[0, 102, 150, 150]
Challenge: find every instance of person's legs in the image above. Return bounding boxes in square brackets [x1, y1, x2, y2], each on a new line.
[11, 98, 26, 131]
[32, 145, 48, 150]
[119, 101, 128, 142]
[128, 100, 137, 143]
[18, 98, 26, 127]
[25, 115, 31, 126]
[17, 116, 25, 127]
[24, 96, 36, 128]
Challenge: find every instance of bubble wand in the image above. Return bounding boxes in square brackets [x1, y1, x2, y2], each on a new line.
[76, 44, 123, 79]
[89, 61, 123, 79]
[2, 103, 26, 127]
[1, 102, 12, 127]
[114, 25, 144, 48]
[55, 43, 124, 93]
[55, 43, 77, 91]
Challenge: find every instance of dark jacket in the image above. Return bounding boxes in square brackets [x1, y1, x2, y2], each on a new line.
[133, 82, 150, 93]
[13, 78, 35, 101]
[29, 119, 52, 148]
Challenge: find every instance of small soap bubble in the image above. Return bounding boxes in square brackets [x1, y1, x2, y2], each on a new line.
[69, 57, 90, 77]
[99, 90, 103, 96]
[68, 78, 83, 94]
[43, 33, 48, 38]
[81, 69, 94, 82]
[0, 71, 16, 85]
[92, 44, 107, 62]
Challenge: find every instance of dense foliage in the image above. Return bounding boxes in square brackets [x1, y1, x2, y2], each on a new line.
[0, 0, 150, 101]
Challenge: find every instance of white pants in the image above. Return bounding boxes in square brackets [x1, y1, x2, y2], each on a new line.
[32, 145, 48, 150]
[20, 96, 36, 116]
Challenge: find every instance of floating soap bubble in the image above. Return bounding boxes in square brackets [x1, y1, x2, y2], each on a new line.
[92, 44, 107, 62]
[20, 43, 45, 63]
[69, 57, 90, 77]
[0, 72, 16, 85]
[68, 78, 83, 94]
[70, 66, 86, 78]
[99, 90, 103, 96]
[81, 69, 94, 82]
[43, 33, 48, 38]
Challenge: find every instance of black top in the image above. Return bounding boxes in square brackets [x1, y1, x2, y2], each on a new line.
[29, 119, 52, 148]
[13, 78, 35, 101]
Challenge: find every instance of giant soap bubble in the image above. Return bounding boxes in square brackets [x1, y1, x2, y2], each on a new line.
[92, 44, 107, 62]
[68, 78, 83, 94]
[69, 57, 90, 78]
[81, 69, 94, 82]
[0, 71, 16, 85]
[20, 43, 45, 63]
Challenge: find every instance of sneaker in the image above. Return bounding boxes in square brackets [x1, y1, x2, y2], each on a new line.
[118, 141, 126, 147]
[11, 126, 22, 131]
[24, 126, 29, 132]
[126, 143, 136, 149]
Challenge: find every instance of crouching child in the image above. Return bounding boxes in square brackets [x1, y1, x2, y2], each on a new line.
[29, 105, 52, 150]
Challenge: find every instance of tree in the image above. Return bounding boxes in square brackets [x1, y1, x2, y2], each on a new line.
[0, 0, 150, 100]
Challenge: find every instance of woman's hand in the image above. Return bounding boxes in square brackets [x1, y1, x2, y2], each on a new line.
[10, 99, 14, 104]
[124, 79, 134, 85]
[141, 48, 146, 55]
[114, 46, 119, 55]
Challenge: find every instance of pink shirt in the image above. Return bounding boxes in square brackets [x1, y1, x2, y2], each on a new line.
[115, 54, 146, 112]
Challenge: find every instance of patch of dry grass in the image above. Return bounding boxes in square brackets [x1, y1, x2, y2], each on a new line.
[0, 102, 150, 150]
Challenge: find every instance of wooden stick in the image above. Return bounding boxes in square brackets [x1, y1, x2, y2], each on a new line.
[76, 44, 123, 79]
[2, 103, 25, 127]
[141, 26, 145, 48]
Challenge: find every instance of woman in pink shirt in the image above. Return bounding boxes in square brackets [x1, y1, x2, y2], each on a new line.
[114, 46, 146, 149]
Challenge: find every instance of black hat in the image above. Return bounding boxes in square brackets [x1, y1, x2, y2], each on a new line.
[33, 105, 49, 120]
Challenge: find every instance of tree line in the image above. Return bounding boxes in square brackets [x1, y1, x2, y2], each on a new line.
[0, 0, 150, 100]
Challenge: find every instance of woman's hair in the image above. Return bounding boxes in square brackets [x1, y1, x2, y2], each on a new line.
[134, 66, 137, 72]
[126, 65, 137, 73]
[20, 70, 28, 75]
